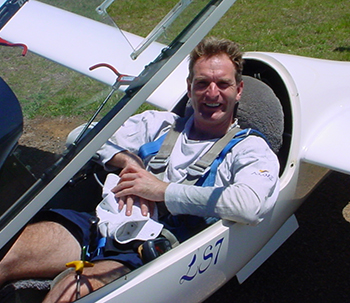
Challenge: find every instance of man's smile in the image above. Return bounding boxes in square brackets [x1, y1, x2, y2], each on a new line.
[204, 102, 221, 108]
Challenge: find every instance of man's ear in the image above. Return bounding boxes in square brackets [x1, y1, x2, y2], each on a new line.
[236, 80, 244, 101]
[186, 78, 192, 99]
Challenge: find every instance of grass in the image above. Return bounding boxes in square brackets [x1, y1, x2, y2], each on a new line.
[214, 0, 350, 61]
[0, 0, 349, 119]
[0, 48, 109, 118]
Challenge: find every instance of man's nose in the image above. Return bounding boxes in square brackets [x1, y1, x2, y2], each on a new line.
[206, 82, 219, 98]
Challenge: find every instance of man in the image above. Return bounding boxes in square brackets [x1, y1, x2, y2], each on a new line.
[0, 37, 279, 302]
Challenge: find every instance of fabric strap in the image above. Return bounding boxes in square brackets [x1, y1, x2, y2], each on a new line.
[144, 118, 253, 186]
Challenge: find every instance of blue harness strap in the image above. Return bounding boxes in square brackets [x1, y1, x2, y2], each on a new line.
[138, 133, 167, 160]
[197, 129, 266, 186]
[139, 128, 267, 243]
[138, 128, 267, 186]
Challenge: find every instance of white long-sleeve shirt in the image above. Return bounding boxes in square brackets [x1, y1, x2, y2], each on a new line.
[97, 110, 280, 225]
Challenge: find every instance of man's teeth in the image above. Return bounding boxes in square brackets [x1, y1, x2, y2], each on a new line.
[205, 103, 220, 107]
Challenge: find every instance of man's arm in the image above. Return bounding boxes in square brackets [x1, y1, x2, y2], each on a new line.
[106, 153, 158, 216]
[164, 137, 280, 225]
[95, 111, 178, 216]
[96, 110, 178, 171]
[112, 137, 279, 223]
[106, 150, 145, 170]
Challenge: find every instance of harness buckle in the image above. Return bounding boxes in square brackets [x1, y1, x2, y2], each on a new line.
[148, 156, 170, 171]
[187, 161, 210, 178]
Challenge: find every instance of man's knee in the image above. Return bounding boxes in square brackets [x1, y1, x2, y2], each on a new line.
[17, 221, 81, 260]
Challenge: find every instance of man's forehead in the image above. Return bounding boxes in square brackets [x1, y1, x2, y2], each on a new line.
[192, 58, 236, 82]
[195, 53, 233, 65]
[193, 54, 235, 72]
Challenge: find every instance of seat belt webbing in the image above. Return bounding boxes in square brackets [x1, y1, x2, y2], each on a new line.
[147, 118, 187, 175]
[147, 118, 242, 185]
[182, 126, 242, 185]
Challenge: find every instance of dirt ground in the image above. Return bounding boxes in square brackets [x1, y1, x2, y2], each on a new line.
[18, 117, 350, 302]
[17, 116, 85, 177]
[20, 116, 85, 155]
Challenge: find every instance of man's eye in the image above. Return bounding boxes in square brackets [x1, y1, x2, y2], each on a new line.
[195, 81, 209, 89]
[217, 82, 231, 89]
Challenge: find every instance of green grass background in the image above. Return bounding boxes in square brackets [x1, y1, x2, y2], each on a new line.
[0, 0, 349, 119]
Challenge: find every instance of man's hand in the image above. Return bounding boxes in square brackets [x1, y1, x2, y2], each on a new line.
[112, 165, 169, 216]
[107, 151, 154, 216]
[117, 195, 154, 217]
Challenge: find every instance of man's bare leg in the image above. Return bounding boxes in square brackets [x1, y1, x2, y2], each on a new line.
[43, 260, 130, 303]
[0, 221, 81, 286]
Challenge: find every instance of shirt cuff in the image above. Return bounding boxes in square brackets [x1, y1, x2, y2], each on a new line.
[96, 142, 126, 171]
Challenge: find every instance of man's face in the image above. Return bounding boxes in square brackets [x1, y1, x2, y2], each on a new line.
[187, 54, 243, 134]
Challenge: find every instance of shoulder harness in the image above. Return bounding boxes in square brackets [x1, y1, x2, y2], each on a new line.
[138, 118, 267, 187]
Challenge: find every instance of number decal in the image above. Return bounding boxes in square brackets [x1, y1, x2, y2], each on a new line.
[179, 237, 224, 284]
[179, 254, 197, 283]
[198, 245, 213, 274]
[214, 237, 223, 264]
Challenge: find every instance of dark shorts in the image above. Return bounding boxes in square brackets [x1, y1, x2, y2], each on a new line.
[33, 209, 143, 269]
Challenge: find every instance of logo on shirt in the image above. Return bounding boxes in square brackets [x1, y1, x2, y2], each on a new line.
[252, 169, 274, 181]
